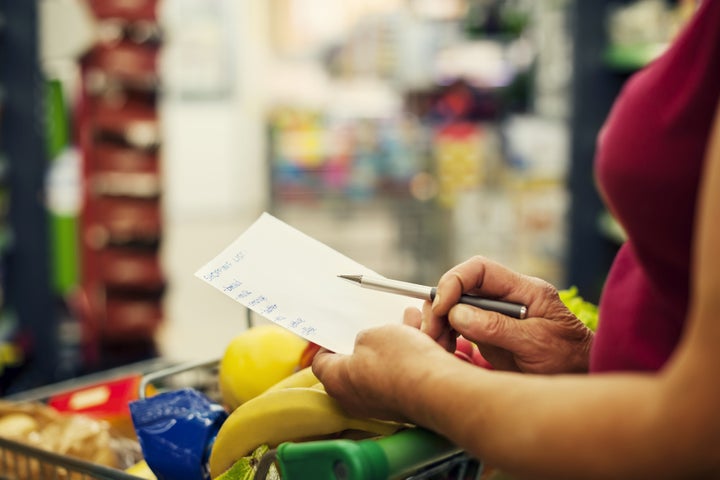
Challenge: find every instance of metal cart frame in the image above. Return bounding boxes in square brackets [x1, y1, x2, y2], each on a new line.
[1, 359, 483, 480]
[0, 435, 142, 480]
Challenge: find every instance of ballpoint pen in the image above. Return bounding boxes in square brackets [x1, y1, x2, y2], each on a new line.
[339, 274, 528, 319]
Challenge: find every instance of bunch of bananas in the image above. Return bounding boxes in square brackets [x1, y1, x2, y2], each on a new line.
[209, 327, 402, 479]
[214, 444, 279, 480]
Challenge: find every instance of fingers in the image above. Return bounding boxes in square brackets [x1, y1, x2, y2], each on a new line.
[438, 256, 524, 303]
[416, 301, 456, 351]
[419, 300, 441, 337]
[311, 347, 339, 384]
[403, 307, 422, 329]
[432, 256, 547, 317]
[449, 305, 523, 371]
[448, 304, 524, 354]
[436, 327, 457, 353]
[312, 347, 363, 405]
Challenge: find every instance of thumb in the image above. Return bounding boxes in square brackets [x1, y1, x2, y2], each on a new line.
[448, 304, 524, 352]
[311, 348, 337, 381]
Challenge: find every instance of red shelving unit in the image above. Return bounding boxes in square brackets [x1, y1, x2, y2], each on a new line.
[76, 0, 164, 369]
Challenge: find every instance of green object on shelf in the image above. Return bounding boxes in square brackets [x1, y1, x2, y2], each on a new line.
[46, 79, 69, 160]
[275, 428, 467, 480]
[45, 78, 79, 296]
[603, 43, 667, 72]
[49, 214, 79, 296]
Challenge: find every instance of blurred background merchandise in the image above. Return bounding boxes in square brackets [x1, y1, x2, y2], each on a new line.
[0, 0, 695, 392]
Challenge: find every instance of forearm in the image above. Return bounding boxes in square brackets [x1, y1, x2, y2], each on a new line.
[400, 357, 704, 479]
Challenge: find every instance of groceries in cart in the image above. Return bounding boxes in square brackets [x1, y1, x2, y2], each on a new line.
[0, 397, 144, 478]
[0, 323, 482, 480]
[127, 324, 481, 480]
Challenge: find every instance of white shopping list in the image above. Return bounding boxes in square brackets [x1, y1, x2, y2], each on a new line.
[195, 212, 423, 355]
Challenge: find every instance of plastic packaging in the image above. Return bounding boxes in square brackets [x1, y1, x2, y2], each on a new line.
[130, 388, 227, 480]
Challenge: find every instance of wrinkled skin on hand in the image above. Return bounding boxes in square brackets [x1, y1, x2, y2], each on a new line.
[423, 256, 594, 373]
[312, 256, 595, 422]
[312, 310, 452, 422]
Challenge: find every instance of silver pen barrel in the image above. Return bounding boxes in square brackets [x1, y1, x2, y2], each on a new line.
[358, 276, 433, 301]
[340, 274, 528, 319]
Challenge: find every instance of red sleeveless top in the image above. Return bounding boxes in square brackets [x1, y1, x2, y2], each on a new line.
[591, 0, 720, 372]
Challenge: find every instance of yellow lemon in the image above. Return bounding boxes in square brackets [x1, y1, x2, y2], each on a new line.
[219, 324, 308, 409]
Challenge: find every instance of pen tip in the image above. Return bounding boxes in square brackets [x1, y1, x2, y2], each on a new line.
[338, 274, 362, 283]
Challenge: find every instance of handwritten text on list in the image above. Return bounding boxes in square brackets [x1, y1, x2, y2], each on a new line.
[195, 213, 421, 355]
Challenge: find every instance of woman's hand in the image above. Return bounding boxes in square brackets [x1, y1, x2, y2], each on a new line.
[312, 310, 452, 422]
[424, 256, 593, 373]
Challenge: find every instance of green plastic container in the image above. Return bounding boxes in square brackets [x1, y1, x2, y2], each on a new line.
[275, 428, 481, 480]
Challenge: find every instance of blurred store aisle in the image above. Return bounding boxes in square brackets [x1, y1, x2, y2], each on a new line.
[153, 0, 573, 365]
[157, 215, 258, 362]
[157, 198, 452, 362]
[157, 204, 419, 362]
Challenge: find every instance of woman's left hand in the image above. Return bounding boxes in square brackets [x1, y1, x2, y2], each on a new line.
[312, 308, 450, 422]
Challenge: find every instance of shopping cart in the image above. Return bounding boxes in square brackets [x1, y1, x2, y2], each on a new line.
[1, 359, 484, 480]
[0, 435, 141, 480]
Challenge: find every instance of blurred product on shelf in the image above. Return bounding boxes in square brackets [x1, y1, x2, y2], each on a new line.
[85, 0, 158, 22]
[77, 0, 164, 371]
[607, 0, 693, 47]
[89, 196, 162, 247]
[604, 0, 697, 70]
[463, 0, 530, 38]
[269, 109, 425, 203]
[433, 122, 485, 208]
[264, 0, 552, 286]
[103, 290, 164, 341]
[84, 42, 159, 92]
[46, 373, 150, 439]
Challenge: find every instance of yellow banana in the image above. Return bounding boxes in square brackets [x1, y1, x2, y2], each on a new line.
[124, 460, 157, 480]
[262, 366, 318, 393]
[208, 387, 401, 478]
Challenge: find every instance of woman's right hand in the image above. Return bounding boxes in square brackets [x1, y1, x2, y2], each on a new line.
[422, 256, 594, 373]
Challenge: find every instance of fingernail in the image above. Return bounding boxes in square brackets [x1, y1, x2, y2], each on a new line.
[420, 310, 431, 332]
[432, 293, 441, 310]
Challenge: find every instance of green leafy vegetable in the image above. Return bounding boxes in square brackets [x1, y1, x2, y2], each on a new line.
[559, 286, 599, 331]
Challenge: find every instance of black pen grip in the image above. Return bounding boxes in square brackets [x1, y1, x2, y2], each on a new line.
[429, 288, 527, 319]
